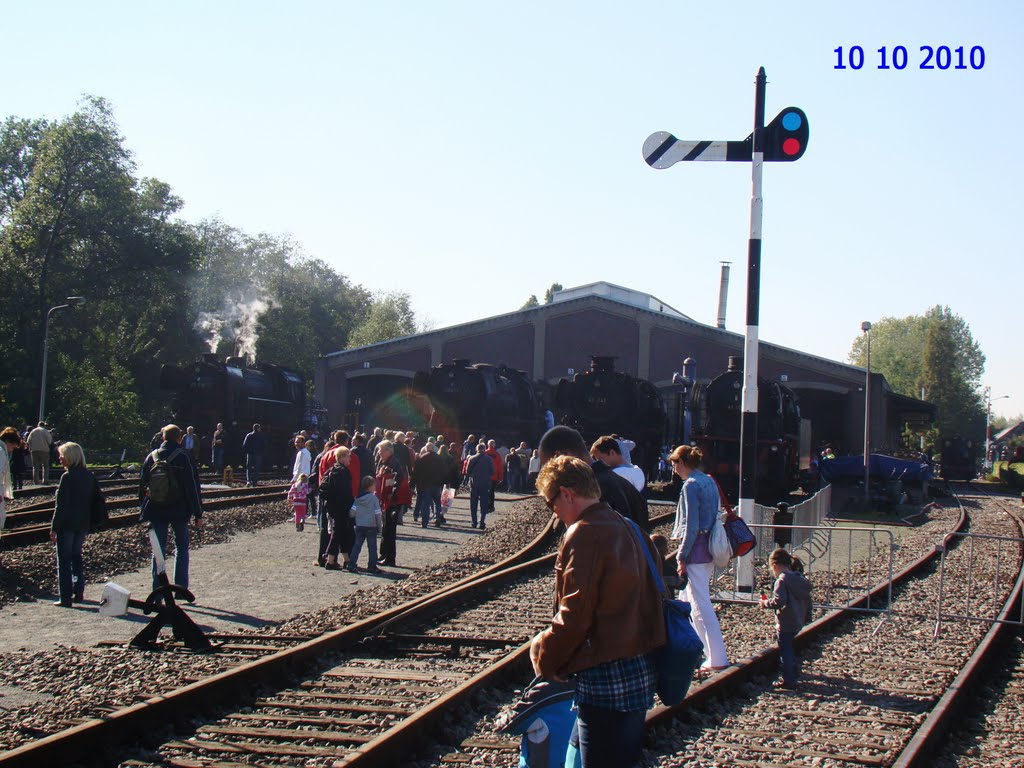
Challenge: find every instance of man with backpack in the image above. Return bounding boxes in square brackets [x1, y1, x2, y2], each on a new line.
[139, 424, 204, 592]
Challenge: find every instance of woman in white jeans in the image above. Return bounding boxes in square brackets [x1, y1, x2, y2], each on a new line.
[670, 444, 729, 670]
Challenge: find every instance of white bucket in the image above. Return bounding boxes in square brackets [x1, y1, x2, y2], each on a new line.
[99, 582, 131, 616]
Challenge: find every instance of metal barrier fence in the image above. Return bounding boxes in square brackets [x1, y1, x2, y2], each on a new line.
[710, 521, 896, 617]
[748, 484, 833, 561]
[934, 531, 1024, 637]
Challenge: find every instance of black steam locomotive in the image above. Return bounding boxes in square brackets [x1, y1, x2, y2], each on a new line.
[554, 356, 666, 477]
[412, 359, 547, 448]
[689, 357, 801, 504]
[938, 436, 978, 481]
[159, 355, 307, 468]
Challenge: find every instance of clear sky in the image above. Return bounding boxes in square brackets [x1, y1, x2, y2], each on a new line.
[6, 2, 1021, 420]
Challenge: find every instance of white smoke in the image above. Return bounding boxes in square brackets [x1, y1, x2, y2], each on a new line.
[195, 291, 272, 361]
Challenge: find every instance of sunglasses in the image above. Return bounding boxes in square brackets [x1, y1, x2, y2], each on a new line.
[544, 488, 561, 511]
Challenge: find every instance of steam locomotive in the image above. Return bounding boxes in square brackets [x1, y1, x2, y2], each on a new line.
[938, 436, 978, 481]
[689, 356, 802, 504]
[159, 355, 308, 468]
[554, 356, 666, 477]
[411, 359, 547, 447]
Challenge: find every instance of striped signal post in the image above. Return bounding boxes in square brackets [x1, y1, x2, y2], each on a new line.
[643, 67, 808, 593]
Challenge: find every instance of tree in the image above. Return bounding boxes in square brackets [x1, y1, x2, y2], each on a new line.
[848, 305, 986, 440]
[0, 97, 201, 438]
[55, 355, 147, 455]
[521, 294, 539, 309]
[347, 291, 418, 348]
[256, 257, 371, 381]
[543, 283, 564, 304]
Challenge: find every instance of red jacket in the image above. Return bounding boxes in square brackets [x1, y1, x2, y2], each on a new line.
[485, 448, 504, 483]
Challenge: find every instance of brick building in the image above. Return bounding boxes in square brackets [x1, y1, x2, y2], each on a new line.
[316, 282, 933, 455]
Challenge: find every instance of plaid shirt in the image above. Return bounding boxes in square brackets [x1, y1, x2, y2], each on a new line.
[573, 652, 656, 711]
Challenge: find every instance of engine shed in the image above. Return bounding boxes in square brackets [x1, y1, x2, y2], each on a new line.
[316, 281, 934, 456]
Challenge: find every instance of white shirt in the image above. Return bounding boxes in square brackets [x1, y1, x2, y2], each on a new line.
[292, 447, 311, 480]
[0, 447, 12, 529]
[613, 463, 646, 492]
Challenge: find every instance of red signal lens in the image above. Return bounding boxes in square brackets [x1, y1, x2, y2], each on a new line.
[782, 138, 800, 156]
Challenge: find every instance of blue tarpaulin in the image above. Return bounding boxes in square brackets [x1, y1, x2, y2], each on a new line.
[819, 454, 932, 484]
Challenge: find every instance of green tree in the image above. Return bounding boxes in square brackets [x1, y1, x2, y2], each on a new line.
[521, 294, 539, 309]
[55, 355, 147, 456]
[256, 257, 371, 381]
[347, 291, 417, 348]
[0, 97, 201, 438]
[543, 282, 564, 303]
[848, 305, 985, 440]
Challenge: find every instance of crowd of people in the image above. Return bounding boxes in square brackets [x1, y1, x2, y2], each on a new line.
[285, 428, 543, 571]
[0, 414, 816, 768]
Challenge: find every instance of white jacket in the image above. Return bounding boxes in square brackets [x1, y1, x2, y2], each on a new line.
[0, 447, 13, 530]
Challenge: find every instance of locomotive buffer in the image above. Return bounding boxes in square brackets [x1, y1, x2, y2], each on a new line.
[643, 67, 809, 592]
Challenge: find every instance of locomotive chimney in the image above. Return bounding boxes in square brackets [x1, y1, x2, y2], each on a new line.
[716, 261, 731, 329]
[727, 355, 743, 372]
[590, 356, 616, 373]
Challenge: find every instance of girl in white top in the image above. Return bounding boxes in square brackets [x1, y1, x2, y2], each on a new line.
[0, 427, 21, 534]
[292, 437, 312, 481]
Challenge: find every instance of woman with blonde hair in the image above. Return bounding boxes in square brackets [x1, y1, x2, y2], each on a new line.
[670, 444, 729, 670]
[50, 442, 102, 607]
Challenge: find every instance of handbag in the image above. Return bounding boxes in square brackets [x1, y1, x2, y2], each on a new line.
[710, 476, 756, 558]
[625, 519, 704, 707]
[90, 480, 109, 528]
[709, 516, 732, 567]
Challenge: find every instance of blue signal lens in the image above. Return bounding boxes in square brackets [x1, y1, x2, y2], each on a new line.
[782, 111, 802, 131]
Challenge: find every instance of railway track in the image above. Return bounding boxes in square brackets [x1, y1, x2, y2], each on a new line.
[5, 490, 1020, 767]
[382, 487, 1023, 767]
[0, 501, 568, 767]
[0, 485, 290, 548]
[635, 486, 1023, 768]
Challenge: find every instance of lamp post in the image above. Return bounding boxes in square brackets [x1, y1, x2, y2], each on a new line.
[38, 296, 86, 424]
[984, 387, 1010, 471]
[672, 357, 696, 445]
[861, 321, 872, 501]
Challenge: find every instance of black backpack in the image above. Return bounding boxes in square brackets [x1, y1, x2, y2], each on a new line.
[147, 448, 185, 506]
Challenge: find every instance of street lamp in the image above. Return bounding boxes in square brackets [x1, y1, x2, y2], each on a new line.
[984, 387, 1011, 471]
[672, 357, 696, 445]
[38, 296, 86, 424]
[861, 321, 872, 501]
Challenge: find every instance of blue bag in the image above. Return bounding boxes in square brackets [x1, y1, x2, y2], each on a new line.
[498, 676, 581, 768]
[626, 519, 705, 707]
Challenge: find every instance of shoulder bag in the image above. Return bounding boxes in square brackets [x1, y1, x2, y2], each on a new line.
[90, 479, 109, 528]
[710, 475, 757, 558]
[625, 518, 704, 707]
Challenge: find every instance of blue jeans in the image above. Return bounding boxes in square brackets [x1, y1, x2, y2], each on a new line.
[415, 486, 442, 527]
[212, 447, 224, 475]
[151, 518, 191, 591]
[246, 454, 263, 486]
[55, 530, 86, 604]
[571, 703, 646, 768]
[778, 630, 797, 685]
[470, 486, 489, 526]
[350, 526, 379, 569]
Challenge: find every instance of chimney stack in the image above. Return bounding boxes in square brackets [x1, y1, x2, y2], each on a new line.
[716, 262, 731, 329]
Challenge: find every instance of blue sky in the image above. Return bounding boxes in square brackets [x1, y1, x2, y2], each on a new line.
[7, 2, 1021, 419]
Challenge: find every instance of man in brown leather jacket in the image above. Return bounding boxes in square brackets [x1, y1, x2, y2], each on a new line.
[530, 455, 665, 768]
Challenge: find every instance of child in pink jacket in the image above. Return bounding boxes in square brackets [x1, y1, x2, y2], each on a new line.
[288, 473, 310, 531]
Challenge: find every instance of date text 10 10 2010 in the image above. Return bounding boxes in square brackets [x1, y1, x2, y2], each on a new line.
[833, 45, 984, 71]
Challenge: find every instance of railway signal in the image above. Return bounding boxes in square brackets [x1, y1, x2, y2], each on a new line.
[642, 106, 809, 168]
[643, 67, 808, 592]
[763, 107, 808, 161]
